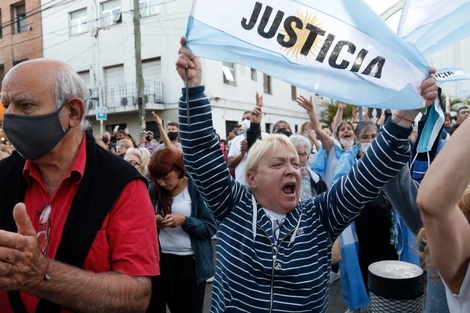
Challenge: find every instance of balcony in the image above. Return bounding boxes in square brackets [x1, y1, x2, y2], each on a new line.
[86, 81, 164, 116]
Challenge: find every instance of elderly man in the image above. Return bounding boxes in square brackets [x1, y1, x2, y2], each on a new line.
[0, 59, 159, 313]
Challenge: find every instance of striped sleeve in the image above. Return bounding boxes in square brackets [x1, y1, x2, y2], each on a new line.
[178, 86, 242, 221]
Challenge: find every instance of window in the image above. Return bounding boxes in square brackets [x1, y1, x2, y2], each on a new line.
[263, 74, 272, 94]
[140, 0, 159, 17]
[12, 2, 27, 34]
[265, 123, 272, 134]
[70, 8, 88, 35]
[222, 62, 236, 85]
[101, 0, 122, 27]
[291, 85, 297, 101]
[250, 68, 257, 81]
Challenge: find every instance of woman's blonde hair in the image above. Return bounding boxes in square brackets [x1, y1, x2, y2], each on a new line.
[245, 134, 298, 178]
[125, 147, 151, 173]
[417, 185, 470, 277]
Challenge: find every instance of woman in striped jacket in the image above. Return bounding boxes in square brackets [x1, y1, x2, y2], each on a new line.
[175, 37, 438, 313]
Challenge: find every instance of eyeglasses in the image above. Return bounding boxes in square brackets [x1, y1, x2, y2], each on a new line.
[36, 203, 51, 256]
[296, 151, 308, 156]
[127, 159, 141, 167]
[117, 145, 129, 149]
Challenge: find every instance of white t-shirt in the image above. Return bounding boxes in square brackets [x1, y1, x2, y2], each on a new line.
[228, 132, 270, 185]
[228, 134, 247, 185]
[444, 262, 470, 313]
[158, 186, 194, 255]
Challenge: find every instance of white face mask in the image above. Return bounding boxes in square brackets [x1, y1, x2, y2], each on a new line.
[241, 119, 251, 133]
[359, 142, 372, 154]
[340, 138, 354, 148]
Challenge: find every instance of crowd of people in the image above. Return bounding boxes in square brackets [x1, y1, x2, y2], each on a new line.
[0, 35, 468, 313]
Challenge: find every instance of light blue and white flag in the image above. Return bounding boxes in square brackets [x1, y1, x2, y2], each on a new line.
[186, 0, 431, 109]
[435, 67, 470, 86]
[398, 0, 470, 56]
[338, 224, 369, 310]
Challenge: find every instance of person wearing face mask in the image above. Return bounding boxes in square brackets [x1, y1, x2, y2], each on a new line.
[228, 96, 269, 185]
[101, 130, 117, 154]
[297, 96, 356, 188]
[0, 58, 159, 312]
[152, 111, 183, 153]
[138, 130, 159, 156]
[272, 120, 293, 137]
[332, 120, 399, 312]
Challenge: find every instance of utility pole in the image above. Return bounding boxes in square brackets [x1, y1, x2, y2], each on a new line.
[133, 0, 145, 132]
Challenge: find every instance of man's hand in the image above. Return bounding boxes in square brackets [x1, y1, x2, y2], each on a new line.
[240, 140, 247, 155]
[251, 92, 263, 124]
[175, 37, 202, 87]
[0, 203, 48, 291]
[151, 111, 163, 129]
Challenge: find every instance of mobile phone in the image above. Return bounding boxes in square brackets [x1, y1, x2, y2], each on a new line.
[114, 125, 119, 132]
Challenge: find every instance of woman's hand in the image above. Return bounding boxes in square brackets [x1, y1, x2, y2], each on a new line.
[158, 214, 186, 228]
[391, 68, 438, 127]
[296, 95, 314, 113]
[175, 37, 202, 87]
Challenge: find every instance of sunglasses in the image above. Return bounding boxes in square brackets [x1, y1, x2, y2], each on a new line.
[37, 203, 52, 256]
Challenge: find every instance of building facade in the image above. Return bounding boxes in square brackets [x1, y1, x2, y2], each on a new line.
[0, 0, 44, 141]
[40, 0, 322, 140]
[0, 0, 44, 79]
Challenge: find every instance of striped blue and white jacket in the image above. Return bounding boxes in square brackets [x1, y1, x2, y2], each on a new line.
[178, 86, 412, 313]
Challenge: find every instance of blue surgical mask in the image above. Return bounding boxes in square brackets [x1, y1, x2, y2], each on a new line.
[3, 102, 70, 160]
[416, 101, 444, 154]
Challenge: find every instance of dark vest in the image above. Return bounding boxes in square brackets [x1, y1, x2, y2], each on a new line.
[0, 132, 145, 313]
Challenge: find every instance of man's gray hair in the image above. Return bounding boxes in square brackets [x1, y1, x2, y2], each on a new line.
[54, 68, 90, 131]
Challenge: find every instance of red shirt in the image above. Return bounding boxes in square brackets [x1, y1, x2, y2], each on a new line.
[0, 135, 159, 313]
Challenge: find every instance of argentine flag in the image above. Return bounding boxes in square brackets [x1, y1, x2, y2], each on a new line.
[399, 0, 470, 56]
[185, 0, 431, 109]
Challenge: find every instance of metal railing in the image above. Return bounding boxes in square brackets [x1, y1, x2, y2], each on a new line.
[87, 81, 164, 110]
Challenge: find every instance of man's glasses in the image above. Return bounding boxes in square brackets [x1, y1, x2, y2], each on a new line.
[127, 159, 141, 167]
[36, 203, 51, 256]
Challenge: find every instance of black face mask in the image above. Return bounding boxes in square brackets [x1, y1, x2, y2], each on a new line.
[274, 128, 292, 137]
[167, 131, 178, 141]
[3, 102, 70, 160]
[145, 135, 153, 141]
[102, 137, 109, 144]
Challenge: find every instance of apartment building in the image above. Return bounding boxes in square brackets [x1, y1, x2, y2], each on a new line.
[0, 0, 43, 79]
[39, 0, 321, 139]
